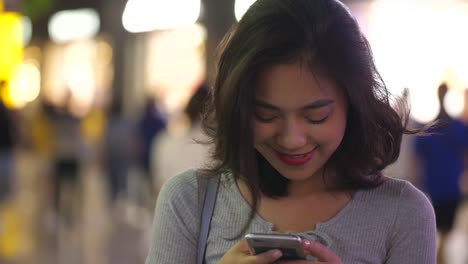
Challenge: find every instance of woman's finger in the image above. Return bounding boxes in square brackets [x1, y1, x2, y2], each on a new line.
[243, 249, 283, 264]
[302, 240, 342, 263]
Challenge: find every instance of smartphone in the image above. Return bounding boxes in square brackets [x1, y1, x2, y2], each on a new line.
[244, 233, 307, 260]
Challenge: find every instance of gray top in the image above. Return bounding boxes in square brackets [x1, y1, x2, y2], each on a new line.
[146, 169, 436, 263]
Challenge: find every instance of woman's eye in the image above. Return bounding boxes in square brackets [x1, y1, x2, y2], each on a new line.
[254, 112, 277, 123]
[305, 116, 328, 124]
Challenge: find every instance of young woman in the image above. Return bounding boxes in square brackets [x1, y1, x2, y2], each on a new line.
[145, 0, 436, 263]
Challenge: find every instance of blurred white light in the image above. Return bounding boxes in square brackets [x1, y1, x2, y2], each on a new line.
[9, 62, 41, 107]
[146, 24, 206, 112]
[42, 43, 68, 106]
[122, 0, 201, 32]
[451, 38, 468, 89]
[22, 16, 32, 46]
[235, 0, 257, 21]
[65, 63, 95, 101]
[411, 89, 440, 123]
[444, 88, 465, 118]
[368, 0, 468, 123]
[63, 42, 96, 107]
[48, 8, 100, 43]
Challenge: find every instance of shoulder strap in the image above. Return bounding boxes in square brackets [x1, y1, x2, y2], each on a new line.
[196, 175, 220, 264]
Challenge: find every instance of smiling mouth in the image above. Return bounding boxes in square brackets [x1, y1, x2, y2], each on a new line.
[275, 149, 315, 166]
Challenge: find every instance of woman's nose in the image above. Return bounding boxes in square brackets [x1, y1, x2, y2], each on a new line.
[275, 120, 307, 150]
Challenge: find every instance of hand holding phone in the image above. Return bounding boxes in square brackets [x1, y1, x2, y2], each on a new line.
[245, 233, 307, 260]
[218, 239, 284, 264]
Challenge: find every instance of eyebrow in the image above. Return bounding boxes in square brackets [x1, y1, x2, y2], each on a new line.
[254, 99, 334, 111]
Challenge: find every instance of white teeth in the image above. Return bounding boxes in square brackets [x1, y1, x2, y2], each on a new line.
[290, 154, 305, 158]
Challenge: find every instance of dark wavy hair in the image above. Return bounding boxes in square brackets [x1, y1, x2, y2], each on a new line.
[201, 0, 415, 232]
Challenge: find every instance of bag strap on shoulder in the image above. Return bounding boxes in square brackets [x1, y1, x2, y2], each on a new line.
[196, 174, 220, 264]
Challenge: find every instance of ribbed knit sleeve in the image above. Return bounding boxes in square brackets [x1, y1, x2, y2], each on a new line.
[384, 182, 437, 263]
[145, 170, 199, 264]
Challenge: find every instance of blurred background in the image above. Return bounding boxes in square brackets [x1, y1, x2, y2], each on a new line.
[0, 0, 468, 263]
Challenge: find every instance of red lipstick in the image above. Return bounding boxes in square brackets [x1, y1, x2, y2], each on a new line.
[276, 150, 315, 165]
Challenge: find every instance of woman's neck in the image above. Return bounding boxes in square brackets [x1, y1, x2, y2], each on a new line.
[236, 170, 339, 203]
[287, 178, 328, 198]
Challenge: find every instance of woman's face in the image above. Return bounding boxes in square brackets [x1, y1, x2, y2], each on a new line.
[253, 62, 348, 183]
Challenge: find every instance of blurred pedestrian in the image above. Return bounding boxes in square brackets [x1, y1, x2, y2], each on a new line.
[0, 80, 22, 261]
[150, 83, 210, 193]
[48, 97, 84, 227]
[104, 101, 132, 202]
[414, 83, 468, 264]
[136, 97, 167, 185]
[0, 80, 17, 202]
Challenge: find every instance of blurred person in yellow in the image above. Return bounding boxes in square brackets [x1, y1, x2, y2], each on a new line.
[0, 201, 28, 262]
[0, 7, 22, 186]
[0, 8, 23, 204]
[0, 81, 24, 261]
[0, 5, 38, 262]
[27, 102, 54, 159]
[0, 80, 17, 203]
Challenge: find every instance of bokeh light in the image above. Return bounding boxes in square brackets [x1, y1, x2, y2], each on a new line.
[235, 0, 257, 21]
[48, 8, 100, 43]
[368, 0, 468, 123]
[122, 0, 201, 32]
